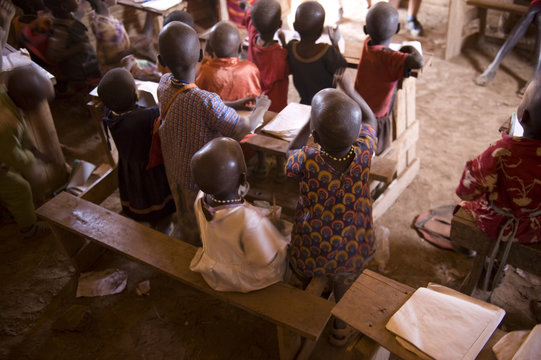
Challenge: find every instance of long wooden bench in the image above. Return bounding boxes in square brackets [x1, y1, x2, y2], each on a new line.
[445, 0, 529, 60]
[450, 207, 541, 295]
[36, 191, 333, 360]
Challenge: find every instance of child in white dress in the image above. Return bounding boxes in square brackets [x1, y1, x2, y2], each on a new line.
[189, 137, 289, 293]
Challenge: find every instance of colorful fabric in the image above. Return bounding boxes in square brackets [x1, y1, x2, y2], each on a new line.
[285, 124, 378, 277]
[354, 36, 409, 118]
[46, 17, 100, 81]
[243, 11, 289, 113]
[196, 57, 262, 101]
[103, 106, 175, 222]
[190, 191, 289, 292]
[226, 0, 256, 27]
[456, 132, 541, 244]
[90, 12, 130, 74]
[286, 40, 347, 105]
[158, 74, 240, 190]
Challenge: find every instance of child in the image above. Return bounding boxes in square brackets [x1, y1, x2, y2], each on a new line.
[195, 20, 262, 101]
[43, 0, 100, 89]
[455, 78, 541, 287]
[163, 9, 195, 28]
[0, 65, 54, 239]
[354, 2, 424, 155]
[189, 137, 289, 292]
[157, 21, 270, 245]
[97, 68, 175, 224]
[286, 1, 347, 105]
[475, 0, 541, 95]
[285, 78, 378, 346]
[243, 0, 289, 113]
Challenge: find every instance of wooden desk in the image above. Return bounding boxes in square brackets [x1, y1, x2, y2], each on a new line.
[117, 0, 186, 16]
[332, 269, 505, 360]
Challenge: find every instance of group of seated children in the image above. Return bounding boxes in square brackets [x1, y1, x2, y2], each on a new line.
[6, 0, 539, 348]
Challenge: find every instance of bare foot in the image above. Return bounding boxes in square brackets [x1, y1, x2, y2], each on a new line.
[475, 69, 497, 86]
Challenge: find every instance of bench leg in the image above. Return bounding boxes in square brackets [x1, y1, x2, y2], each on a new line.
[352, 336, 390, 360]
[460, 252, 485, 295]
[276, 326, 302, 360]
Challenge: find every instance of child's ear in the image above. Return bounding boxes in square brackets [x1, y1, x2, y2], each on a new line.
[396, 23, 400, 34]
[157, 54, 165, 67]
[363, 25, 367, 35]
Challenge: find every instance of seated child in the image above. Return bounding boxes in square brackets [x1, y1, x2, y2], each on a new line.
[163, 9, 195, 29]
[43, 0, 100, 89]
[243, 0, 289, 113]
[157, 21, 270, 244]
[0, 65, 54, 239]
[286, 1, 347, 105]
[475, 0, 541, 94]
[285, 77, 378, 346]
[195, 20, 262, 101]
[97, 68, 175, 224]
[354, 2, 424, 155]
[189, 137, 289, 292]
[455, 79, 541, 289]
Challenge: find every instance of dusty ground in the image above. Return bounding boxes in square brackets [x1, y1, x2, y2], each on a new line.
[1, 0, 541, 359]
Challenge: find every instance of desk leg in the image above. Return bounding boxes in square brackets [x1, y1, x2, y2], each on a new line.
[460, 252, 486, 295]
[276, 326, 301, 360]
[445, 0, 466, 60]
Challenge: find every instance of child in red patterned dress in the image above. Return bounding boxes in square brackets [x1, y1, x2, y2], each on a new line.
[285, 75, 378, 346]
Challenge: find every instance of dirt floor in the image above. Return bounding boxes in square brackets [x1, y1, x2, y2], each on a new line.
[1, 0, 541, 359]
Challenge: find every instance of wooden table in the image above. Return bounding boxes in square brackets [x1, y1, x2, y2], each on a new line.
[332, 269, 505, 360]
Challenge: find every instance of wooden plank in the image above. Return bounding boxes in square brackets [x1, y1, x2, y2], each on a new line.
[36, 192, 333, 341]
[445, 0, 467, 60]
[371, 156, 397, 185]
[372, 158, 420, 222]
[404, 78, 416, 128]
[406, 146, 417, 167]
[392, 85, 407, 140]
[466, 0, 528, 14]
[79, 166, 118, 205]
[332, 269, 506, 360]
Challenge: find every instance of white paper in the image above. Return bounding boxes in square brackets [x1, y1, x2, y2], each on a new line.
[389, 41, 423, 56]
[273, 29, 345, 53]
[386, 283, 505, 360]
[142, 0, 181, 11]
[509, 112, 524, 137]
[66, 160, 97, 195]
[513, 324, 541, 360]
[76, 268, 128, 297]
[89, 80, 159, 106]
[261, 103, 311, 141]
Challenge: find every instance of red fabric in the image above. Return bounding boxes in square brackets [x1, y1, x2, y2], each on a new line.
[226, 0, 256, 27]
[354, 37, 409, 118]
[456, 133, 541, 244]
[530, 0, 541, 8]
[196, 57, 262, 101]
[244, 11, 289, 113]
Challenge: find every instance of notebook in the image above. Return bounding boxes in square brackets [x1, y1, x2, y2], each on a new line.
[260, 103, 311, 141]
[386, 283, 505, 360]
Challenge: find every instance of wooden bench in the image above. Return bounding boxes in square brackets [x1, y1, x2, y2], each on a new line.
[36, 191, 333, 360]
[332, 269, 506, 360]
[445, 0, 529, 60]
[450, 207, 541, 295]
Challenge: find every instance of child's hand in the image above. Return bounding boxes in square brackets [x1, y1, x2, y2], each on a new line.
[254, 94, 271, 112]
[333, 67, 347, 89]
[233, 97, 256, 111]
[277, 30, 286, 48]
[327, 24, 341, 50]
[399, 45, 418, 55]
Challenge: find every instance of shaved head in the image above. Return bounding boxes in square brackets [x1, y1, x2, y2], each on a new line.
[365, 2, 399, 43]
[294, 1, 325, 40]
[209, 21, 241, 58]
[251, 0, 282, 40]
[98, 68, 137, 113]
[311, 88, 362, 151]
[7, 65, 54, 110]
[158, 21, 200, 76]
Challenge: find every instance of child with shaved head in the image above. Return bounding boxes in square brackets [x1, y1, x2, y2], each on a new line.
[157, 21, 270, 244]
[0, 66, 54, 238]
[97, 68, 174, 224]
[189, 137, 288, 292]
[196, 20, 261, 101]
[286, 77, 378, 346]
[355, 2, 424, 155]
[286, 1, 347, 105]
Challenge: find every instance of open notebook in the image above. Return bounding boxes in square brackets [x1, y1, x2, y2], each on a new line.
[260, 103, 311, 141]
[386, 283, 505, 360]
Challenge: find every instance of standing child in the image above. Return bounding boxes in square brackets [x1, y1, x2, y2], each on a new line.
[157, 21, 270, 245]
[43, 0, 100, 90]
[354, 2, 424, 155]
[286, 1, 347, 105]
[243, 0, 289, 113]
[196, 20, 261, 101]
[454, 78, 541, 289]
[97, 68, 175, 224]
[0, 66, 54, 239]
[285, 78, 378, 346]
[189, 137, 289, 292]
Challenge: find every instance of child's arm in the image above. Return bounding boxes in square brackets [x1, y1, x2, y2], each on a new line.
[400, 45, 424, 77]
[336, 73, 378, 132]
[456, 144, 500, 202]
[0, 0, 15, 70]
[286, 121, 311, 156]
[230, 94, 271, 140]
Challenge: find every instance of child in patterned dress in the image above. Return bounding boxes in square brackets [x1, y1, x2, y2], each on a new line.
[196, 20, 261, 101]
[285, 76, 378, 346]
[189, 137, 288, 293]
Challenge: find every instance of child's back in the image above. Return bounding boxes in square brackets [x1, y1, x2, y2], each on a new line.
[244, 0, 289, 112]
[354, 2, 423, 154]
[456, 79, 541, 244]
[196, 20, 261, 101]
[98, 68, 174, 222]
[286, 1, 346, 105]
[189, 137, 288, 293]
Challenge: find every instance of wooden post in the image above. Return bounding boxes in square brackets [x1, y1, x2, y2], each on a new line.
[445, 0, 466, 60]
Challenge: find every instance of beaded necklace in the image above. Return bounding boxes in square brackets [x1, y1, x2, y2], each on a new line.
[209, 194, 243, 205]
[320, 146, 354, 162]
